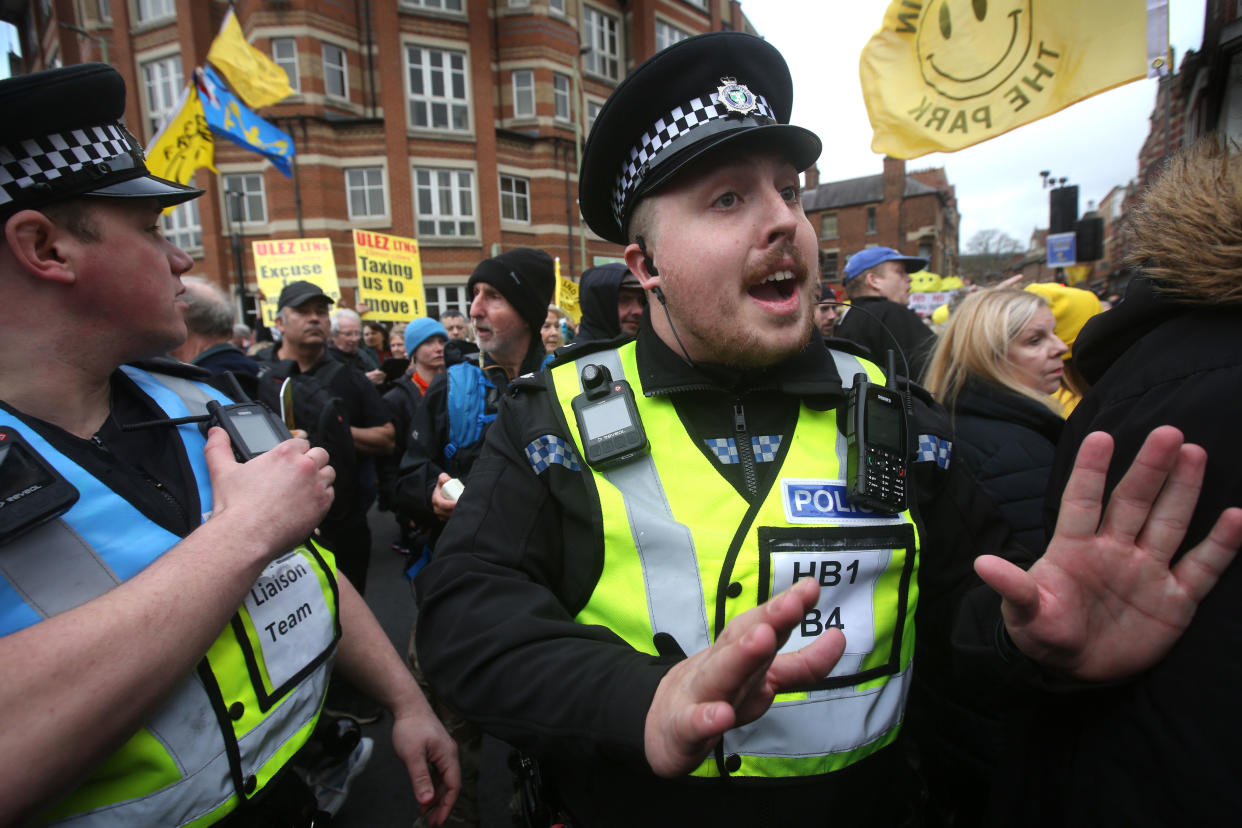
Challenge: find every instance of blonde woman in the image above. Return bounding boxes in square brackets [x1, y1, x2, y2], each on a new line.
[923, 288, 1067, 555]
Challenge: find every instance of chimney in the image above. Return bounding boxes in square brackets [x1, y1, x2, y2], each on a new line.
[882, 156, 905, 203]
[803, 162, 820, 190]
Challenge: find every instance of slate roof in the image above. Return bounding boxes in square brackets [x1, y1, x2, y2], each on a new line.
[803, 173, 940, 212]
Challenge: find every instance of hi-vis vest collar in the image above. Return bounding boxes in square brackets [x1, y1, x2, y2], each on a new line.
[548, 343, 921, 780]
[0, 368, 339, 827]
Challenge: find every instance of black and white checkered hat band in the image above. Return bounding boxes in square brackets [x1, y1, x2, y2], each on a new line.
[611, 90, 776, 228]
[0, 123, 135, 210]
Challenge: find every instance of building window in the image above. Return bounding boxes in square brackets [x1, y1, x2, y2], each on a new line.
[549, 0, 566, 14]
[819, 212, 838, 240]
[414, 168, 476, 237]
[918, 241, 933, 260]
[500, 174, 530, 222]
[136, 0, 175, 23]
[508, 0, 531, 6]
[587, 100, 602, 133]
[866, 206, 877, 235]
[272, 38, 299, 92]
[583, 7, 620, 80]
[683, 0, 709, 9]
[323, 43, 348, 100]
[346, 167, 387, 219]
[512, 70, 535, 118]
[141, 55, 183, 136]
[402, 0, 464, 10]
[655, 21, 691, 52]
[98, 0, 111, 23]
[821, 251, 839, 279]
[553, 73, 571, 121]
[223, 173, 267, 224]
[426, 285, 470, 319]
[162, 199, 202, 252]
[406, 46, 470, 131]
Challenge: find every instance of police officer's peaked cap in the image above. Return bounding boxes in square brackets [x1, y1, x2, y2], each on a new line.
[0, 63, 202, 220]
[579, 32, 821, 246]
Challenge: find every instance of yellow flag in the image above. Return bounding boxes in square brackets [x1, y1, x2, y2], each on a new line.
[145, 83, 215, 188]
[207, 8, 293, 109]
[860, 0, 1168, 158]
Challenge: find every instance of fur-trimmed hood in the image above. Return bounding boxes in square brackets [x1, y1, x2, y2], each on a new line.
[1126, 140, 1242, 306]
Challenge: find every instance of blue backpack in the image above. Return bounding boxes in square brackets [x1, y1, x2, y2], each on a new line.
[443, 362, 497, 466]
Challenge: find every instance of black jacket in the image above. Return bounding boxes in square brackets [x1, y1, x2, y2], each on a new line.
[834, 296, 936, 381]
[414, 322, 1021, 826]
[983, 277, 1242, 828]
[950, 380, 1063, 556]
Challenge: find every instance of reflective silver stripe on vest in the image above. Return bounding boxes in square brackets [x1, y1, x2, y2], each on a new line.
[0, 520, 119, 618]
[151, 373, 217, 416]
[589, 347, 911, 761]
[574, 350, 710, 658]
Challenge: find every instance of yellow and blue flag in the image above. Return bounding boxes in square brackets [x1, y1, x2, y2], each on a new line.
[860, 0, 1170, 158]
[197, 66, 294, 177]
[206, 8, 293, 109]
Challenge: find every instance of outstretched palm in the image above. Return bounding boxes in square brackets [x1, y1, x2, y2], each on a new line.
[974, 426, 1242, 681]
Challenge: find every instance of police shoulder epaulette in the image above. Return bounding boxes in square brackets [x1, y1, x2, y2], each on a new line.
[508, 372, 548, 395]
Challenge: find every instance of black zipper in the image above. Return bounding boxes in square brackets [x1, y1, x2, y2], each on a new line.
[733, 400, 758, 498]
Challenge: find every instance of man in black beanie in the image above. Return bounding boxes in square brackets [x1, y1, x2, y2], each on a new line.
[395, 247, 555, 532]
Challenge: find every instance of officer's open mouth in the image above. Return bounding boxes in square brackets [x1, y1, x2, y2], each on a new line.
[749, 270, 797, 302]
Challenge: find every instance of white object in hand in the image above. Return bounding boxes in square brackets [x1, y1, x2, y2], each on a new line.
[440, 478, 465, 502]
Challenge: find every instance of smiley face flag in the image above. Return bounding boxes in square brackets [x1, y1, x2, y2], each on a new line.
[861, 0, 1169, 158]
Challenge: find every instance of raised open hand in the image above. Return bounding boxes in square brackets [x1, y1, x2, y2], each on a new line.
[974, 426, 1242, 681]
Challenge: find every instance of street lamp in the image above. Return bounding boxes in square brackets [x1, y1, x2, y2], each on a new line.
[224, 190, 249, 325]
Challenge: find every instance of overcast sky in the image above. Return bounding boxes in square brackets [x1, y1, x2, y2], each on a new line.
[741, 0, 1205, 252]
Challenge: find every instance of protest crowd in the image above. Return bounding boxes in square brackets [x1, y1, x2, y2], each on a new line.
[2, 8, 1241, 828]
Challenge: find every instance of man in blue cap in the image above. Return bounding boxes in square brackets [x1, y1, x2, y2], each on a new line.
[0, 64, 457, 825]
[835, 246, 937, 381]
[412, 32, 1242, 827]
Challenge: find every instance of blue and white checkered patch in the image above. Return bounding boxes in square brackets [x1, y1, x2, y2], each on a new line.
[751, 435, 782, 463]
[917, 434, 952, 469]
[526, 435, 581, 474]
[705, 437, 740, 465]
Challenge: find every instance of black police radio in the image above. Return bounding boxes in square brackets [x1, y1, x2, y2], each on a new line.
[843, 357, 909, 514]
[203, 400, 292, 462]
[571, 363, 648, 469]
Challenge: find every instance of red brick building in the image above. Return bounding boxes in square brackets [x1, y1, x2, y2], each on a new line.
[1, 0, 757, 324]
[802, 156, 959, 284]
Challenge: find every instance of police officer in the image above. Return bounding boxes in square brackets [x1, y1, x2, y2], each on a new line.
[412, 34, 1241, 826]
[0, 65, 458, 826]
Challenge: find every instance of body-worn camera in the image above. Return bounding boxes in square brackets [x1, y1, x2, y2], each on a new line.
[571, 363, 648, 469]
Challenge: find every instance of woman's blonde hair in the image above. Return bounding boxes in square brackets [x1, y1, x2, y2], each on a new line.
[922, 288, 1062, 414]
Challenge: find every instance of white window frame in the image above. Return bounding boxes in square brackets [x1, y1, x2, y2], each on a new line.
[323, 42, 349, 100]
[136, 0, 175, 23]
[414, 167, 477, 238]
[272, 38, 300, 93]
[425, 285, 470, 319]
[512, 69, 535, 119]
[222, 173, 268, 226]
[549, 0, 566, 15]
[141, 55, 183, 137]
[655, 20, 691, 52]
[683, 0, 709, 10]
[500, 174, 531, 223]
[866, 206, 877, 235]
[98, 0, 111, 23]
[508, 0, 531, 7]
[345, 166, 388, 221]
[587, 99, 603, 134]
[401, 0, 464, 11]
[406, 45, 471, 132]
[583, 6, 621, 81]
[820, 212, 838, 240]
[553, 73, 571, 121]
[162, 199, 202, 254]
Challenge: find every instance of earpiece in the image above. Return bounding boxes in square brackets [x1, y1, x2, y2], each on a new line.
[635, 235, 659, 278]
